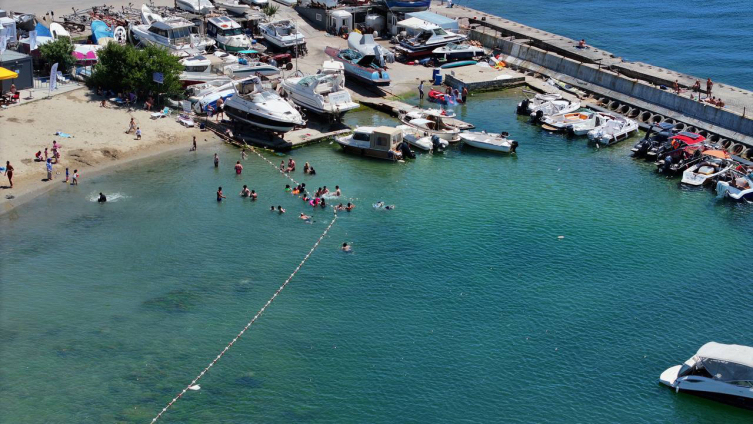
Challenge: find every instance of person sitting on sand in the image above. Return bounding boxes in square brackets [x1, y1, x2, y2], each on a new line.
[278, 205, 285, 214]
[98, 192, 107, 203]
[300, 212, 311, 221]
[342, 242, 351, 252]
[145, 96, 154, 111]
[135, 127, 142, 140]
[100, 98, 108, 108]
[303, 162, 310, 174]
[345, 202, 354, 211]
[241, 185, 251, 197]
[35, 150, 43, 161]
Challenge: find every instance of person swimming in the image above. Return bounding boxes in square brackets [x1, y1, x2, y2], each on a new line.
[300, 213, 311, 221]
[336, 203, 345, 211]
[271, 206, 276, 212]
[342, 242, 351, 252]
[285, 184, 292, 192]
[345, 202, 354, 211]
[278, 205, 286, 214]
[97, 192, 107, 203]
[335, 186, 341, 196]
[322, 186, 329, 195]
[251, 190, 257, 200]
[241, 185, 251, 197]
[320, 198, 326, 209]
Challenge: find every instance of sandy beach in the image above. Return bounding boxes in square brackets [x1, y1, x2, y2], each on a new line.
[0, 87, 223, 214]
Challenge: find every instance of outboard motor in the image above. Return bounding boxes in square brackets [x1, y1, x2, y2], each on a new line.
[398, 142, 415, 159]
[510, 140, 519, 154]
[659, 155, 672, 173]
[516, 99, 530, 115]
[566, 125, 575, 136]
[431, 135, 447, 152]
[531, 109, 544, 124]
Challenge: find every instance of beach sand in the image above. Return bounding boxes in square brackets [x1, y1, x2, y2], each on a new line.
[0, 87, 223, 214]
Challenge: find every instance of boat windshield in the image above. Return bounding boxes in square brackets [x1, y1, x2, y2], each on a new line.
[221, 27, 243, 36]
[353, 132, 370, 142]
[433, 28, 448, 36]
[252, 91, 278, 103]
[297, 75, 318, 87]
[169, 26, 192, 43]
[184, 65, 208, 72]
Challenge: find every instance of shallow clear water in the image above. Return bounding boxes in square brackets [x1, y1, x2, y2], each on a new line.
[1, 90, 752, 423]
[460, 0, 753, 90]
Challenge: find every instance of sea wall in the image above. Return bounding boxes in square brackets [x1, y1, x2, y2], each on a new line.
[469, 30, 753, 145]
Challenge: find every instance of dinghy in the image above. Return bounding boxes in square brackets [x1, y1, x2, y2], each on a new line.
[587, 115, 639, 145]
[459, 132, 518, 153]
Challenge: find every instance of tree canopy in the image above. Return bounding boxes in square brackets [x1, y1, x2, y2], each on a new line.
[39, 37, 76, 74]
[88, 43, 183, 98]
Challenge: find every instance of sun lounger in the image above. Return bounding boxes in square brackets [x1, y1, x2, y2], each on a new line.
[151, 107, 171, 119]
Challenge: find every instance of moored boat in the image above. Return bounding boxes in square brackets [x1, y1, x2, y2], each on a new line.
[540, 111, 598, 133]
[516, 93, 562, 115]
[398, 109, 461, 142]
[335, 127, 406, 161]
[631, 122, 676, 158]
[681, 151, 733, 186]
[586, 114, 639, 144]
[383, 0, 431, 12]
[280, 60, 359, 119]
[324, 46, 390, 86]
[530, 99, 581, 122]
[459, 131, 518, 153]
[396, 125, 449, 152]
[224, 76, 305, 133]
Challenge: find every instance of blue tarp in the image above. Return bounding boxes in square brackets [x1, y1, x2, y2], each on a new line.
[91, 20, 113, 44]
[35, 22, 52, 38]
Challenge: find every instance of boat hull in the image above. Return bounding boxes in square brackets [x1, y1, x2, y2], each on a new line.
[336, 142, 400, 161]
[384, 0, 431, 12]
[460, 134, 514, 153]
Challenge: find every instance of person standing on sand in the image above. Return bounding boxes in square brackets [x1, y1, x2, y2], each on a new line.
[46, 159, 53, 181]
[706, 78, 713, 98]
[214, 153, 219, 168]
[215, 97, 225, 122]
[4, 161, 14, 188]
[126, 117, 136, 134]
[71, 169, 79, 185]
[135, 127, 142, 140]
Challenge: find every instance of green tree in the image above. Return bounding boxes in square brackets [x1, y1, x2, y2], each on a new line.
[262, 4, 279, 18]
[39, 37, 76, 74]
[88, 43, 183, 98]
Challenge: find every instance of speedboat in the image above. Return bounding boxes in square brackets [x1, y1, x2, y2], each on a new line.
[395, 23, 467, 58]
[335, 127, 407, 161]
[433, 43, 486, 61]
[215, 0, 251, 15]
[530, 100, 581, 122]
[660, 342, 753, 410]
[280, 60, 359, 119]
[186, 78, 233, 102]
[540, 111, 598, 133]
[653, 133, 709, 174]
[460, 132, 518, 153]
[398, 109, 461, 142]
[384, 0, 431, 12]
[347, 32, 395, 68]
[716, 169, 753, 201]
[176, 0, 215, 14]
[222, 62, 281, 79]
[516, 93, 563, 115]
[631, 122, 677, 158]
[180, 55, 277, 87]
[647, 131, 706, 161]
[259, 20, 305, 51]
[206, 16, 252, 52]
[681, 151, 732, 186]
[130, 19, 215, 57]
[325, 47, 390, 87]
[224, 76, 305, 133]
[587, 115, 639, 144]
[192, 81, 237, 114]
[396, 125, 449, 152]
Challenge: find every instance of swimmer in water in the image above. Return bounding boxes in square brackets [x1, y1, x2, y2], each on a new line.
[285, 184, 291, 192]
[303, 162, 310, 173]
[335, 185, 341, 196]
[251, 190, 257, 200]
[320, 198, 326, 209]
[385, 205, 395, 210]
[302, 194, 309, 202]
[342, 242, 351, 252]
[271, 206, 276, 211]
[278, 206, 286, 214]
[300, 213, 311, 221]
[336, 203, 345, 211]
[345, 202, 354, 211]
[97, 192, 107, 203]
[217, 186, 226, 202]
[235, 161, 243, 174]
[241, 185, 251, 197]
[322, 186, 329, 195]
[374, 201, 384, 209]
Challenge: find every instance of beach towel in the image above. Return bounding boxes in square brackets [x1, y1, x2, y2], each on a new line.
[55, 131, 74, 138]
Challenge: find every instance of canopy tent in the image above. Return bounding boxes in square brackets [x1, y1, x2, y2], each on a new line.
[0, 66, 18, 80]
[695, 342, 753, 382]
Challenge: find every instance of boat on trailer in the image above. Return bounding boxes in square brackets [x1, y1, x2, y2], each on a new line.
[280, 60, 359, 119]
[324, 46, 390, 87]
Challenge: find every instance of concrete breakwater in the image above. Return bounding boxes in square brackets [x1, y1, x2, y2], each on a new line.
[435, 7, 753, 149]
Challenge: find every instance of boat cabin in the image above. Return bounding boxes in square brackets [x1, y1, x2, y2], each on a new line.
[148, 21, 194, 46]
[207, 16, 244, 38]
[181, 56, 210, 73]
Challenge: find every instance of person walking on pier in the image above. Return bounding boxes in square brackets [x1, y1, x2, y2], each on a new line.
[706, 78, 713, 98]
[418, 81, 424, 100]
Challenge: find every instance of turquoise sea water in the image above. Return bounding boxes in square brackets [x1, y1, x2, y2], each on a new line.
[458, 0, 753, 91]
[2, 90, 753, 423]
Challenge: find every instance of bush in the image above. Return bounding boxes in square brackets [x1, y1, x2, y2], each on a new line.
[39, 37, 76, 74]
[88, 43, 183, 99]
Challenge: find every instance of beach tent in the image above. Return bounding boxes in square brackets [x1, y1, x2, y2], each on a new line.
[0, 66, 17, 80]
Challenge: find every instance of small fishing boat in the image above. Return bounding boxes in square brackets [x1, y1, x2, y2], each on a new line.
[280, 60, 359, 119]
[207, 16, 252, 52]
[586, 115, 639, 144]
[215, 0, 251, 15]
[631, 122, 676, 158]
[459, 132, 518, 153]
[324, 47, 390, 86]
[660, 342, 753, 410]
[681, 151, 732, 186]
[259, 20, 305, 51]
[176, 0, 215, 15]
[433, 43, 486, 61]
[224, 76, 305, 133]
[398, 109, 461, 142]
[336, 127, 406, 161]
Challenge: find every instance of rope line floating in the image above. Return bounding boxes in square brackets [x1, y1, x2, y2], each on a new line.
[150, 212, 337, 423]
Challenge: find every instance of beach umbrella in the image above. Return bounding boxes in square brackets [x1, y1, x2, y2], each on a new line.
[0, 66, 18, 80]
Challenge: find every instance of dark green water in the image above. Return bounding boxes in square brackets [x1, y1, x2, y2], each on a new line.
[1, 89, 751, 423]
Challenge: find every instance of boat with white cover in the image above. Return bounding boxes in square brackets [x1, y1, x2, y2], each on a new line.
[280, 60, 359, 119]
[176, 0, 214, 14]
[224, 76, 305, 133]
[516, 93, 563, 114]
[660, 342, 753, 410]
[259, 20, 305, 51]
[530, 99, 581, 121]
[716, 170, 753, 201]
[395, 21, 467, 58]
[207, 16, 252, 52]
[459, 132, 518, 153]
[398, 109, 461, 142]
[587, 115, 639, 144]
[215, 0, 251, 15]
[432, 43, 485, 61]
[540, 111, 599, 133]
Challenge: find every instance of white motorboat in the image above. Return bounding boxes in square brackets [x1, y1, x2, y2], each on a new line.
[140, 4, 162, 25]
[432, 43, 485, 61]
[207, 16, 252, 52]
[569, 112, 615, 136]
[180, 56, 220, 86]
[530, 99, 581, 121]
[130, 19, 215, 57]
[394, 20, 467, 58]
[716, 171, 753, 201]
[347, 32, 395, 68]
[242, 0, 269, 4]
[460, 132, 518, 153]
[396, 125, 448, 152]
[215, 0, 251, 15]
[176, 0, 215, 14]
[222, 62, 281, 79]
[336, 127, 405, 161]
[398, 109, 461, 142]
[587, 115, 639, 144]
[280, 60, 359, 119]
[540, 111, 599, 133]
[224, 76, 305, 133]
[516, 93, 562, 114]
[191, 80, 239, 114]
[660, 342, 753, 410]
[186, 78, 233, 102]
[681, 153, 732, 186]
[259, 20, 305, 51]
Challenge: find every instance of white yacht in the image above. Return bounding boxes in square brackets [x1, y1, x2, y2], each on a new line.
[398, 109, 461, 142]
[587, 115, 639, 144]
[395, 21, 467, 58]
[396, 125, 448, 152]
[130, 19, 215, 56]
[176, 0, 215, 14]
[224, 77, 305, 133]
[660, 342, 753, 410]
[186, 78, 233, 102]
[207, 16, 252, 52]
[259, 20, 305, 51]
[280, 60, 359, 119]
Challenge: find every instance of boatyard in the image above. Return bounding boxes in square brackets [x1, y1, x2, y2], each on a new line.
[1, 1, 752, 423]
